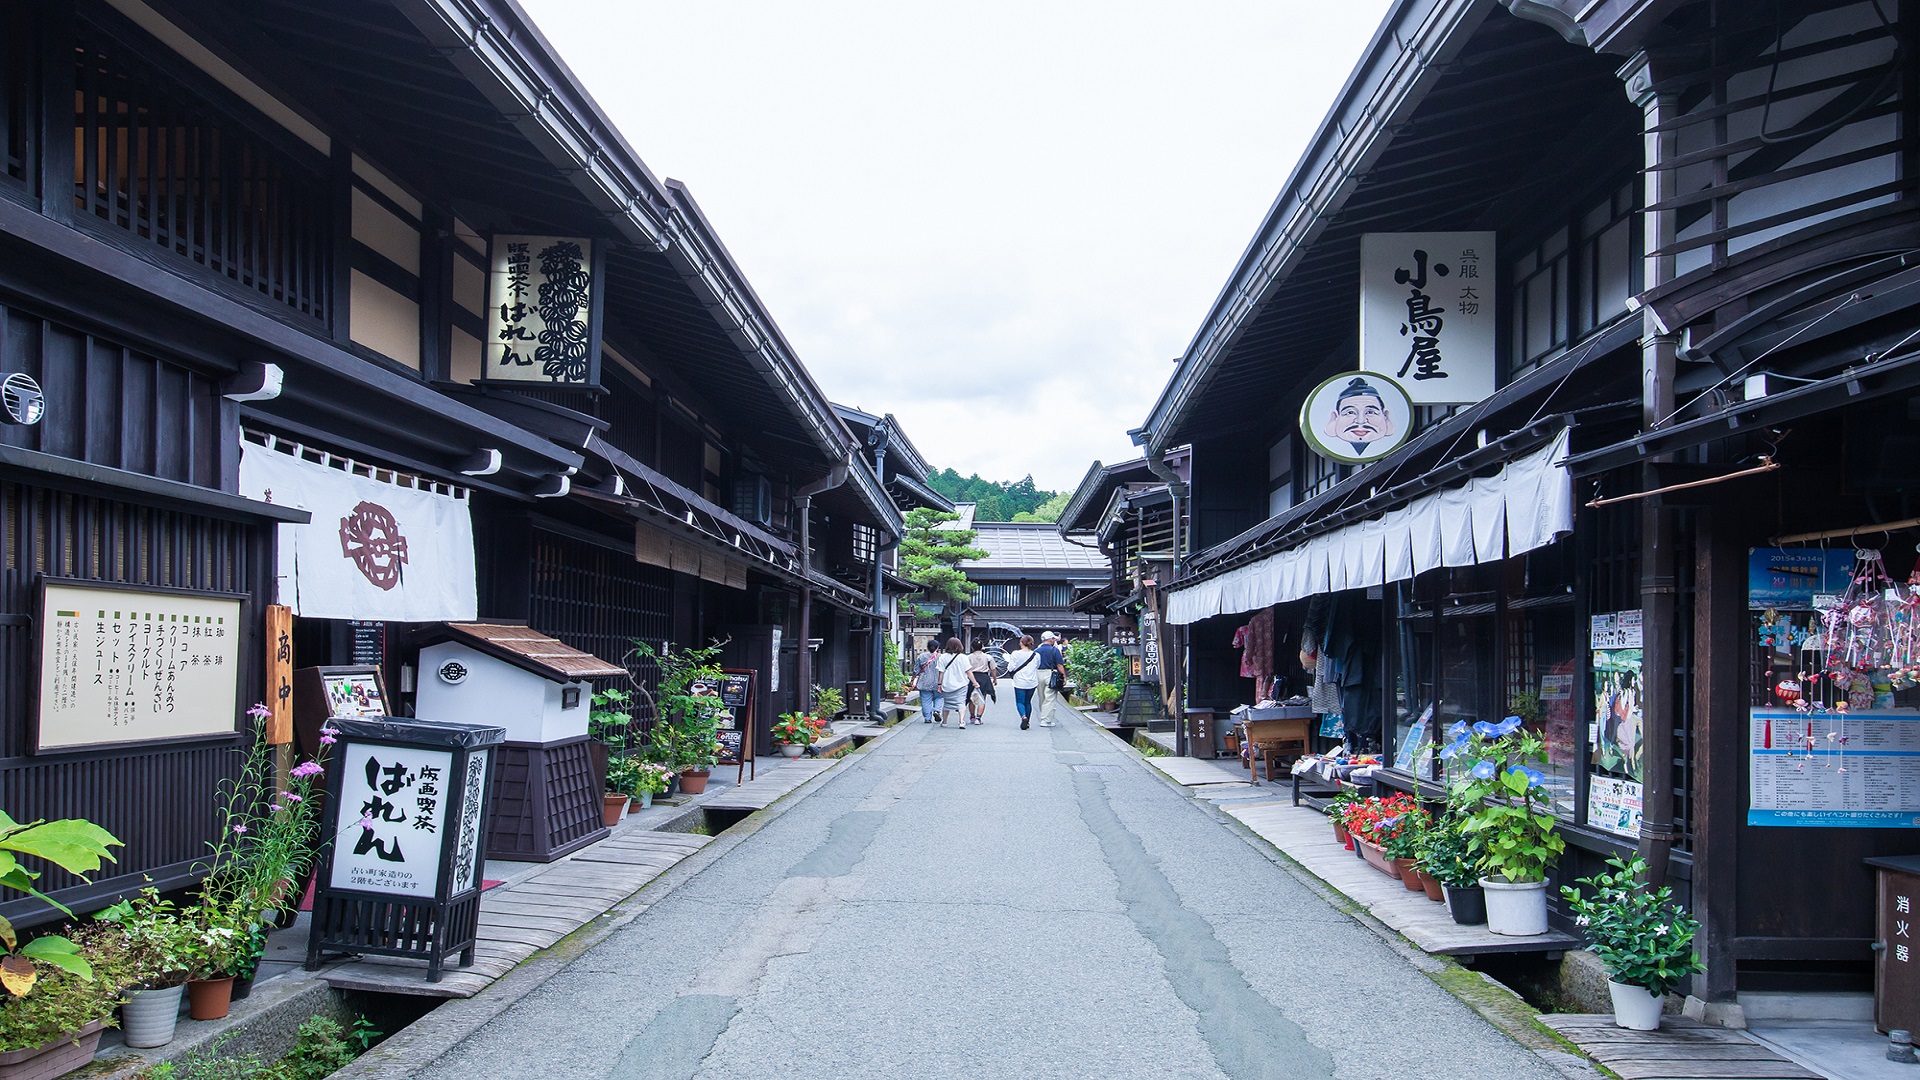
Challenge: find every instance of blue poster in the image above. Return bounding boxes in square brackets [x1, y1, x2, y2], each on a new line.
[1747, 547, 1856, 610]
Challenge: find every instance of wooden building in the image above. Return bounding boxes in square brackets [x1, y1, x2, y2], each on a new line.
[1130, 0, 1920, 1013]
[0, 0, 910, 925]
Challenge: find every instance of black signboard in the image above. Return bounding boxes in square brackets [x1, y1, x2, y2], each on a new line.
[703, 668, 758, 783]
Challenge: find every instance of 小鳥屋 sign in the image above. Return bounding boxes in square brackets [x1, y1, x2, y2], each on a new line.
[484, 235, 602, 386]
[1360, 232, 1496, 405]
[37, 580, 243, 751]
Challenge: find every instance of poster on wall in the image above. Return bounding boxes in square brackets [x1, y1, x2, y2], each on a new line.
[330, 741, 455, 896]
[239, 442, 476, 623]
[1592, 649, 1644, 783]
[1359, 232, 1497, 404]
[1748, 547, 1857, 610]
[1587, 775, 1644, 838]
[1749, 708, 1920, 827]
[37, 580, 243, 752]
[484, 235, 601, 386]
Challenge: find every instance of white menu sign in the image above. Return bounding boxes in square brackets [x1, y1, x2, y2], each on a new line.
[1749, 708, 1920, 827]
[331, 742, 455, 896]
[38, 582, 241, 751]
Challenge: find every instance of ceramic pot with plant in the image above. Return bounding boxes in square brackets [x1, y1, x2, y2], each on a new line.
[96, 889, 195, 1047]
[1419, 815, 1483, 920]
[1325, 792, 1357, 847]
[772, 712, 824, 758]
[629, 763, 673, 811]
[1445, 720, 1565, 936]
[0, 812, 126, 1074]
[181, 910, 248, 1021]
[1561, 856, 1703, 1029]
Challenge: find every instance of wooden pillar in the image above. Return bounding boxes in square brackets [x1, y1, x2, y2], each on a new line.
[1691, 507, 1744, 1003]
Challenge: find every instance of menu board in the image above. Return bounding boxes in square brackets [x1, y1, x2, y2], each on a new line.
[322, 670, 387, 717]
[37, 580, 243, 751]
[691, 669, 756, 767]
[1749, 708, 1920, 827]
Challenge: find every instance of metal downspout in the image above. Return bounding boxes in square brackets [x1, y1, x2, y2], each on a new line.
[794, 459, 851, 713]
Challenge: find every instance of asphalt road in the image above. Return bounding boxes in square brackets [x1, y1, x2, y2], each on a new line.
[411, 692, 1564, 1080]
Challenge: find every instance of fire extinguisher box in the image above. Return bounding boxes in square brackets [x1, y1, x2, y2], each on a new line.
[305, 716, 505, 983]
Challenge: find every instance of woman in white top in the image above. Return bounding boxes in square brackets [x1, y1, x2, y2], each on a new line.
[935, 638, 972, 728]
[1002, 634, 1041, 730]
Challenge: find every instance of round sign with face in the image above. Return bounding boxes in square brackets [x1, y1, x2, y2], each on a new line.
[1298, 371, 1413, 465]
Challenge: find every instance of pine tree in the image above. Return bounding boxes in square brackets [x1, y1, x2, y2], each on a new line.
[899, 507, 987, 604]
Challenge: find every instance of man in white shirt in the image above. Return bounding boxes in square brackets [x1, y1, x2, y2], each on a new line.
[1032, 631, 1066, 728]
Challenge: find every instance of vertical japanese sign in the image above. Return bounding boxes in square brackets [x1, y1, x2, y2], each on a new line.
[1360, 232, 1496, 405]
[331, 741, 455, 896]
[265, 605, 293, 745]
[484, 234, 601, 386]
[37, 581, 242, 751]
[450, 751, 489, 895]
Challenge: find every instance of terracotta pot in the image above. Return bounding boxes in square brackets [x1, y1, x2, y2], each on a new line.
[0, 1018, 106, 1078]
[1420, 871, 1445, 902]
[1356, 839, 1400, 878]
[679, 769, 711, 795]
[187, 976, 234, 1021]
[1332, 822, 1350, 845]
[1393, 859, 1426, 891]
[601, 792, 627, 827]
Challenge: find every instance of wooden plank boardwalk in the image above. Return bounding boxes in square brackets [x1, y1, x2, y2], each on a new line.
[1144, 755, 1251, 787]
[1541, 1014, 1824, 1080]
[1223, 799, 1580, 958]
[321, 830, 712, 998]
[702, 759, 834, 812]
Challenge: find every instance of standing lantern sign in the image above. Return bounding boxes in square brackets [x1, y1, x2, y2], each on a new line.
[306, 717, 504, 982]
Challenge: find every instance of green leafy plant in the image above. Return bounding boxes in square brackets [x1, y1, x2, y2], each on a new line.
[1416, 813, 1481, 889]
[1444, 720, 1565, 883]
[589, 687, 638, 755]
[1561, 856, 1703, 997]
[139, 1013, 372, 1080]
[1086, 682, 1122, 708]
[1380, 804, 1431, 861]
[0, 807, 123, 996]
[94, 888, 194, 990]
[772, 713, 826, 747]
[0, 924, 131, 1053]
[1063, 639, 1122, 689]
[349, 1015, 382, 1053]
[198, 706, 323, 933]
[882, 639, 908, 695]
[632, 762, 674, 796]
[633, 641, 730, 773]
[811, 684, 845, 719]
[605, 756, 645, 797]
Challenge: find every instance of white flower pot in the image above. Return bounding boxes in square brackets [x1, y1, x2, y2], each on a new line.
[121, 984, 184, 1048]
[1479, 876, 1549, 936]
[1608, 979, 1665, 1030]
[778, 743, 805, 758]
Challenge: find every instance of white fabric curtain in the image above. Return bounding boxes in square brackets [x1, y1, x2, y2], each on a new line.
[1164, 428, 1573, 625]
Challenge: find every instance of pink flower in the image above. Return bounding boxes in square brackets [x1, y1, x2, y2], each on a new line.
[290, 761, 323, 779]
[318, 728, 339, 746]
[232, 824, 248, 835]
[355, 814, 374, 830]
[282, 793, 303, 803]
[246, 703, 272, 720]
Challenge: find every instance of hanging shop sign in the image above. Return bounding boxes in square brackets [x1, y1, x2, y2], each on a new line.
[36, 580, 242, 752]
[239, 441, 476, 622]
[1299, 370, 1414, 465]
[1359, 232, 1496, 405]
[265, 605, 293, 745]
[484, 235, 604, 387]
[1748, 547, 1857, 610]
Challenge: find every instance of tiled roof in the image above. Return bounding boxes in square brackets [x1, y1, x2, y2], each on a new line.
[441, 623, 627, 682]
[964, 520, 1110, 572]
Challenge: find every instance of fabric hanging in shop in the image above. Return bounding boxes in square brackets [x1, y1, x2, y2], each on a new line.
[1164, 428, 1572, 625]
[239, 441, 477, 622]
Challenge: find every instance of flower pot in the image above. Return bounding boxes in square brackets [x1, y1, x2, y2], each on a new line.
[231, 971, 255, 1001]
[1445, 884, 1486, 925]
[630, 791, 654, 811]
[1332, 822, 1350, 845]
[679, 769, 711, 795]
[1393, 859, 1426, 891]
[0, 1017, 106, 1079]
[1356, 839, 1400, 879]
[602, 792, 628, 827]
[187, 976, 235, 1021]
[1607, 979, 1666, 1030]
[121, 984, 185, 1048]
[777, 742, 805, 758]
[1419, 871, 1445, 902]
[1480, 876, 1549, 936]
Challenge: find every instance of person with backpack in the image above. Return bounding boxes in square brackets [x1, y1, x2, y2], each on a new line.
[915, 638, 944, 722]
[935, 637, 972, 728]
[1003, 634, 1041, 729]
[1032, 631, 1067, 728]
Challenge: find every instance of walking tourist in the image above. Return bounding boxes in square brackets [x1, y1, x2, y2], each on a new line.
[915, 638, 942, 722]
[1032, 631, 1066, 728]
[936, 637, 971, 728]
[967, 640, 996, 724]
[1004, 634, 1041, 729]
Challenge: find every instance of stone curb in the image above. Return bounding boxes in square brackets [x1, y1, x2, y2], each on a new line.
[1081, 712, 1607, 1080]
[332, 719, 914, 1079]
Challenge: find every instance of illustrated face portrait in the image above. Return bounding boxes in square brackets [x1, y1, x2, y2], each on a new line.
[1324, 392, 1394, 452]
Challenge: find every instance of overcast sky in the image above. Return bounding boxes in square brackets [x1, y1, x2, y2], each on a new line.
[519, 1, 1395, 492]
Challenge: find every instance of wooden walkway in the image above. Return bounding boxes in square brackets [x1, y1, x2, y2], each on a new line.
[1223, 799, 1579, 959]
[1541, 1014, 1824, 1080]
[321, 830, 712, 998]
[1144, 755, 1250, 787]
[702, 759, 834, 812]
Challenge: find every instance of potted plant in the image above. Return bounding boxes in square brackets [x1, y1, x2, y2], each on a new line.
[1448, 720, 1565, 936]
[1324, 792, 1357, 847]
[603, 757, 642, 827]
[772, 713, 825, 757]
[1561, 856, 1703, 1029]
[588, 686, 638, 797]
[228, 922, 269, 1002]
[1344, 794, 1419, 878]
[882, 641, 910, 703]
[635, 641, 731, 794]
[812, 685, 846, 722]
[1420, 815, 1486, 923]
[1380, 802, 1431, 892]
[1087, 682, 1123, 712]
[630, 763, 674, 811]
[0, 808, 124, 1076]
[95, 888, 194, 1047]
[181, 909, 246, 1020]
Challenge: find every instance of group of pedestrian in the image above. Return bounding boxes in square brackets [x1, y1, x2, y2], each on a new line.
[912, 631, 1066, 730]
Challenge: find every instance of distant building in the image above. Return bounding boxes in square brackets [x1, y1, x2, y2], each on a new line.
[954, 505, 1110, 643]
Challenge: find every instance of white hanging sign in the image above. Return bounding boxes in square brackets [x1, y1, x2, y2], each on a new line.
[239, 442, 476, 622]
[485, 235, 599, 385]
[1360, 232, 1496, 404]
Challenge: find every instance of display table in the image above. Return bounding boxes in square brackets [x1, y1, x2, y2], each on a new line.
[1232, 705, 1316, 780]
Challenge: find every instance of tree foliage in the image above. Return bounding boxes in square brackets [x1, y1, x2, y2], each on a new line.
[924, 470, 1064, 522]
[900, 508, 986, 604]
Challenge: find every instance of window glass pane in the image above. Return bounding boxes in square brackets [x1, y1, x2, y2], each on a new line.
[1595, 220, 1631, 324]
[1526, 272, 1556, 360]
[1392, 581, 1436, 774]
[1540, 225, 1569, 260]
